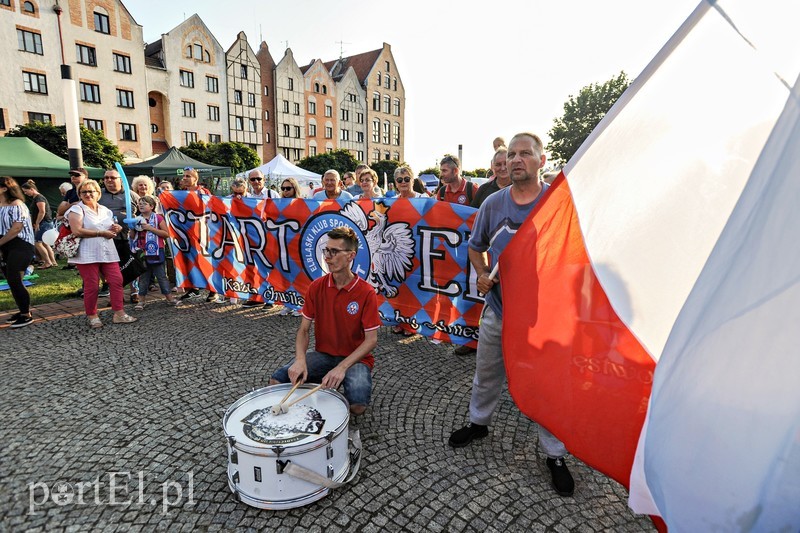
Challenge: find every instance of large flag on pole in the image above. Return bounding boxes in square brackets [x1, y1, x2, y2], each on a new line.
[501, 0, 800, 529]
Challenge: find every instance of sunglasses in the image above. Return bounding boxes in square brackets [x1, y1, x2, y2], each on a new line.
[360, 178, 373, 183]
[80, 190, 96, 196]
[281, 186, 294, 191]
[249, 177, 263, 182]
[395, 177, 411, 183]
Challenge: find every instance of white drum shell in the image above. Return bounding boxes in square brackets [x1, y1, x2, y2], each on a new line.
[223, 384, 350, 509]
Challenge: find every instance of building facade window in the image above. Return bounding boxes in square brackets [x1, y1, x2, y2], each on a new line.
[282, 124, 290, 137]
[393, 123, 400, 145]
[116, 89, 134, 108]
[265, 132, 270, 143]
[94, 11, 110, 34]
[357, 131, 364, 143]
[308, 123, 316, 136]
[341, 109, 349, 122]
[79, 82, 101, 103]
[184, 131, 197, 144]
[182, 101, 196, 118]
[356, 112, 364, 124]
[384, 74, 390, 89]
[23, 71, 47, 94]
[324, 104, 332, 118]
[119, 123, 137, 141]
[28, 112, 52, 124]
[206, 76, 219, 93]
[384, 151, 390, 160]
[383, 95, 390, 114]
[393, 78, 397, 91]
[113, 53, 131, 73]
[308, 100, 316, 114]
[372, 120, 379, 143]
[264, 110, 269, 120]
[288, 78, 294, 90]
[309, 145, 317, 157]
[376, 71, 381, 85]
[357, 150, 364, 162]
[240, 65, 248, 79]
[263, 85, 269, 96]
[76, 44, 97, 66]
[234, 116, 244, 130]
[322, 85, 327, 95]
[249, 118, 257, 132]
[209, 133, 221, 143]
[393, 98, 400, 116]
[282, 100, 289, 113]
[193, 44, 202, 60]
[372, 92, 380, 112]
[179, 70, 194, 88]
[293, 125, 301, 138]
[293, 102, 300, 115]
[247, 93, 255, 107]
[151, 124, 158, 133]
[22, 1, 34, 13]
[324, 126, 332, 139]
[234, 90, 242, 105]
[208, 105, 220, 121]
[382, 121, 390, 144]
[372, 149, 380, 163]
[385, 61, 390, 72]
[83, 118, 103, 131]
[17, 29, 43, 55]
[348, 93, 357, 102]
[340, 129, 349, 141]
[394, 151, 400, 160]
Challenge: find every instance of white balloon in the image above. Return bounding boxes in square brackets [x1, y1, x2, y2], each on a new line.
[42, 228, 58, 246]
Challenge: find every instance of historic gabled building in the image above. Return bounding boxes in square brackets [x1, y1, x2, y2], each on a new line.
[144, 14, 227, 154]
[226, 31, 262, 160]
[301, 59, 336, 158]
[273, 48, 305, 163]
[256, 41, 277, 162]
[326, 43, 404, 163]
[2, 0, 151, 159]
[328, 65, 366, 163]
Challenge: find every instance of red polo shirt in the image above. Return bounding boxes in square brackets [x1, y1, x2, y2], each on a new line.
[302, 274, 380, 368]
[440, 179, 478, 205]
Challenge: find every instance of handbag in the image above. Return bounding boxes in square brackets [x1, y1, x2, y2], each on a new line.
[120, 250, 147, 286]
[54, 223, 81, 258]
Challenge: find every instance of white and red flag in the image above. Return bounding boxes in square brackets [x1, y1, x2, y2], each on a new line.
[500, 1, 800, 529]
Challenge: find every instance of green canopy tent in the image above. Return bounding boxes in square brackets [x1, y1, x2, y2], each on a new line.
[120, 147, 231, 193]
[0, 137, 104, 211]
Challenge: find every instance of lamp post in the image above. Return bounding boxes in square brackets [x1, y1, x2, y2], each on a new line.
[53, 0, 83, 169]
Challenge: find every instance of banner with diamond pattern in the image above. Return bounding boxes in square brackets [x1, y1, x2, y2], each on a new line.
[159, 191, 482, 346]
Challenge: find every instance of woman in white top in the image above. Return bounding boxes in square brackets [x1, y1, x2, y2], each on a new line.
[394, 165, 423, 199]
[67, 180, 137, 328]
[355, 168, 383, 200]
[0, 176, 36, 328]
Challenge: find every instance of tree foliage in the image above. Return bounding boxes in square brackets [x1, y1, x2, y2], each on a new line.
[179, 141, 260, 175]
[370, 160, 404, 185]
[296, 149, 360, 176]
[5, 122, 124, 169]
[419, 167, 440, 179]
[547, 71, 630, 165]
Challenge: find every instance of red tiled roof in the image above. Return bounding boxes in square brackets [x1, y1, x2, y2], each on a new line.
[324, 48, 382, 83]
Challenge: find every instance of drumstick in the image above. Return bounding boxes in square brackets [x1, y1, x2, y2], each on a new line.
[271, 381, 302, 415]
[487, 262, 500, 281]
[284, 384, 324, 409]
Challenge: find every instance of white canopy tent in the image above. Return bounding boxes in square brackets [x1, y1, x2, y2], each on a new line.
[239, 154, 322, 187]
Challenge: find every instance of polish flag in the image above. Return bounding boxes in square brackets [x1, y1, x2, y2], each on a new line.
[500, 1, 800, 529]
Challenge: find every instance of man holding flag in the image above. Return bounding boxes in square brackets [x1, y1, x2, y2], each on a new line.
[448, 132, 574, 496]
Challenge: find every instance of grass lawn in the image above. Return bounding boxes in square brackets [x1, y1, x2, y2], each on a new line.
[0, 258, 83, 312]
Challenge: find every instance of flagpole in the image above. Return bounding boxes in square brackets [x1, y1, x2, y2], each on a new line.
[53, 1, 83, 169]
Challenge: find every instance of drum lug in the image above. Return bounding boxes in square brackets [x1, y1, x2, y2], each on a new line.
[324, 431, 335, 443]
[326, 445, 334, 460]
[232, 470, 240, 484]
[272, 445, 285, 456]
[276, 459, 290, 474]
[327, 465, 334, 479]
[254, 466, 262, 482]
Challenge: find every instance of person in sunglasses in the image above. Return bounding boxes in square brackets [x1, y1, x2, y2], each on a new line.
[279, 178, 301, 199]
[245, 170, 279, 199]
[394, 165, 423, 198]
[269, 226, 379, 415]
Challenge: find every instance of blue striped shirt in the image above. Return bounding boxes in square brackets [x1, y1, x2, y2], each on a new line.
[0, 203, 35, 246]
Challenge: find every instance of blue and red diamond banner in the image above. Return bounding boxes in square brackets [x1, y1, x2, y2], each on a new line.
[160, 191, 482, 346]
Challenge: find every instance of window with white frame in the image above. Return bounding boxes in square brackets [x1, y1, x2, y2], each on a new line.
[383, 95, 390, 114]
[234, 116, 244, 130]
[308, 100, 316, 114]
[382, 121, 390, 144]
[372, 92, 380, 111]
[282, 124, 290, 137]
[324, 104, 332, 118]
[234, 90, 242, 105]
[282, 100, 289, 113]
[356, 112, 364, 124]
[340, 129, 349, 141]
[240, 65, 248, 79]
[293, 102, 300, 115]
[372, 120, 379, 143]
[248, 93, 256, 107]
[324, 126, 332, 139]
[249, 118, 257, 132]
[393, 123, 400, 145]
[341, 109, 349, 121]
[357, 131, 364, 143]
[288, 78, 294, 90]
[393, 98, 400, 116]
[308, 122, 317, 136]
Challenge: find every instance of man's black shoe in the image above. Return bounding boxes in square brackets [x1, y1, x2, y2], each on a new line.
[180, 289, 201, 301]
[448, 423, 488, 448]
[98, 285, 110, 298]
[6, 312, 21, 323]
[546, 457, 575, 496]
[262, 302, 274, 309]
[453, 345, 477, 356]
[10, 315, 34, 328]
[242, 300, 261, 307]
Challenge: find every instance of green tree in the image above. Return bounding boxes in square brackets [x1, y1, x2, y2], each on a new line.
[547, 71, 630, 165]
[420, 167, 440, 179]
[297, 149, 360, 176]
[370, 160, 403, 186]
[179, 141, 260, 175]
[5, 122, 124, 169]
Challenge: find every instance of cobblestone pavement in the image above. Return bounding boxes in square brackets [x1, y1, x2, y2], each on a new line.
[0, 299, 654, 532]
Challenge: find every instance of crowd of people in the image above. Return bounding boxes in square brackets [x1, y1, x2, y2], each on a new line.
[2, 131, 574, 497]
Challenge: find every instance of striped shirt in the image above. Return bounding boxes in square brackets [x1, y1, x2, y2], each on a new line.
[0, 203, 35, 246]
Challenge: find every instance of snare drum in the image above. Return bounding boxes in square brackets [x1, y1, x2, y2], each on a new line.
[223, 384, 352, 510]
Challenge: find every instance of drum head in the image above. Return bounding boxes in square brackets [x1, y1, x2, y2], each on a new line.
[224, 384, 348, 447]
